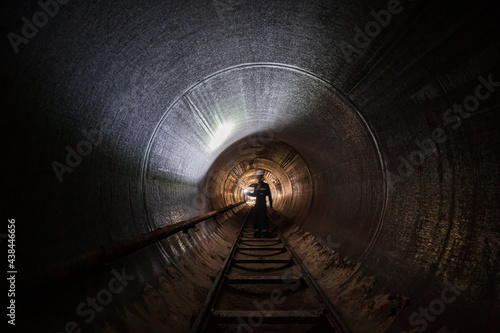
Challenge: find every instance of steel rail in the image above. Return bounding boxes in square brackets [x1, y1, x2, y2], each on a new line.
[191, 208, 251, 332]
[270, 214, 351, 333]
[193, 209, 351, 332]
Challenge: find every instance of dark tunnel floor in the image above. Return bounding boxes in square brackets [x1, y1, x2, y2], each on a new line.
[19, 208, 408, 333]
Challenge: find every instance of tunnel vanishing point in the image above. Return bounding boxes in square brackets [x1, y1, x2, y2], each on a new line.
[2, 0, 499, 332]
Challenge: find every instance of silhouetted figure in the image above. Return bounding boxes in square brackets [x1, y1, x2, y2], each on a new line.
[245, 170, 273, 238]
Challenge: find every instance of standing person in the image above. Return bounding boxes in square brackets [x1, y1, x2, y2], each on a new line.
[244, 170, 273, 238]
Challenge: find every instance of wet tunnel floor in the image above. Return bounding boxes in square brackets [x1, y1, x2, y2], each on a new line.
[193, 208, 346, 332]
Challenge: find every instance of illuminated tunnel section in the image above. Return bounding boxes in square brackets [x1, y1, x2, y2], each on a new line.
[142, 64, 384, 262]
[2, 0, 498, 332]
[206, 139, 311, 219]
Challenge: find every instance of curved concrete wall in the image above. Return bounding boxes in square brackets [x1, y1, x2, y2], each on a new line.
[3, 0, 498, 332]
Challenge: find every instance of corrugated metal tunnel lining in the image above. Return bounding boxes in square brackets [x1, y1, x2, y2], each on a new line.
[2, 0, 498, 332]
[145, 64, 384, 261]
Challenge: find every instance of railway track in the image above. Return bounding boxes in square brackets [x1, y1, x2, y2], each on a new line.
[192, 208, 350, 332]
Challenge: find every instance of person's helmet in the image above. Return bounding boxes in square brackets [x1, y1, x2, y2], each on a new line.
[256, 170, 264, 176]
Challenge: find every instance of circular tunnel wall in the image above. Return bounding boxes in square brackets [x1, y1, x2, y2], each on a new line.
[143, 64, 385, 261]
[2, 0, 499, 332]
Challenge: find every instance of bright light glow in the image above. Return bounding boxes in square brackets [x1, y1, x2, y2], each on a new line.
[209, 122, 234, 151]
[246, 192, 256, 205]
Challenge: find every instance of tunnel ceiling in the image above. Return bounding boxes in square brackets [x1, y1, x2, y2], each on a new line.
[2, 0, 499, 332]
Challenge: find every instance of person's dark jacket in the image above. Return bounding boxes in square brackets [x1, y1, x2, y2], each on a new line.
[247, 182, 273, 209]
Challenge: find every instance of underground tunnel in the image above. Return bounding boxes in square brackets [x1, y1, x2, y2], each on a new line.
[2, 0, 499, 332]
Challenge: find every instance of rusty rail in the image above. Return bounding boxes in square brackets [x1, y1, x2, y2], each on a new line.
[38, 202, 246, 284]
[192, 209, 350, 332]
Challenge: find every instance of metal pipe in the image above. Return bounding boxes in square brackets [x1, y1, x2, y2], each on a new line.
[38, 202, 246, 284]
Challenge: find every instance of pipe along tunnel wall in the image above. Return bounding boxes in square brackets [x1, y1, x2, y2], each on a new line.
[2, 0, 499, 332]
